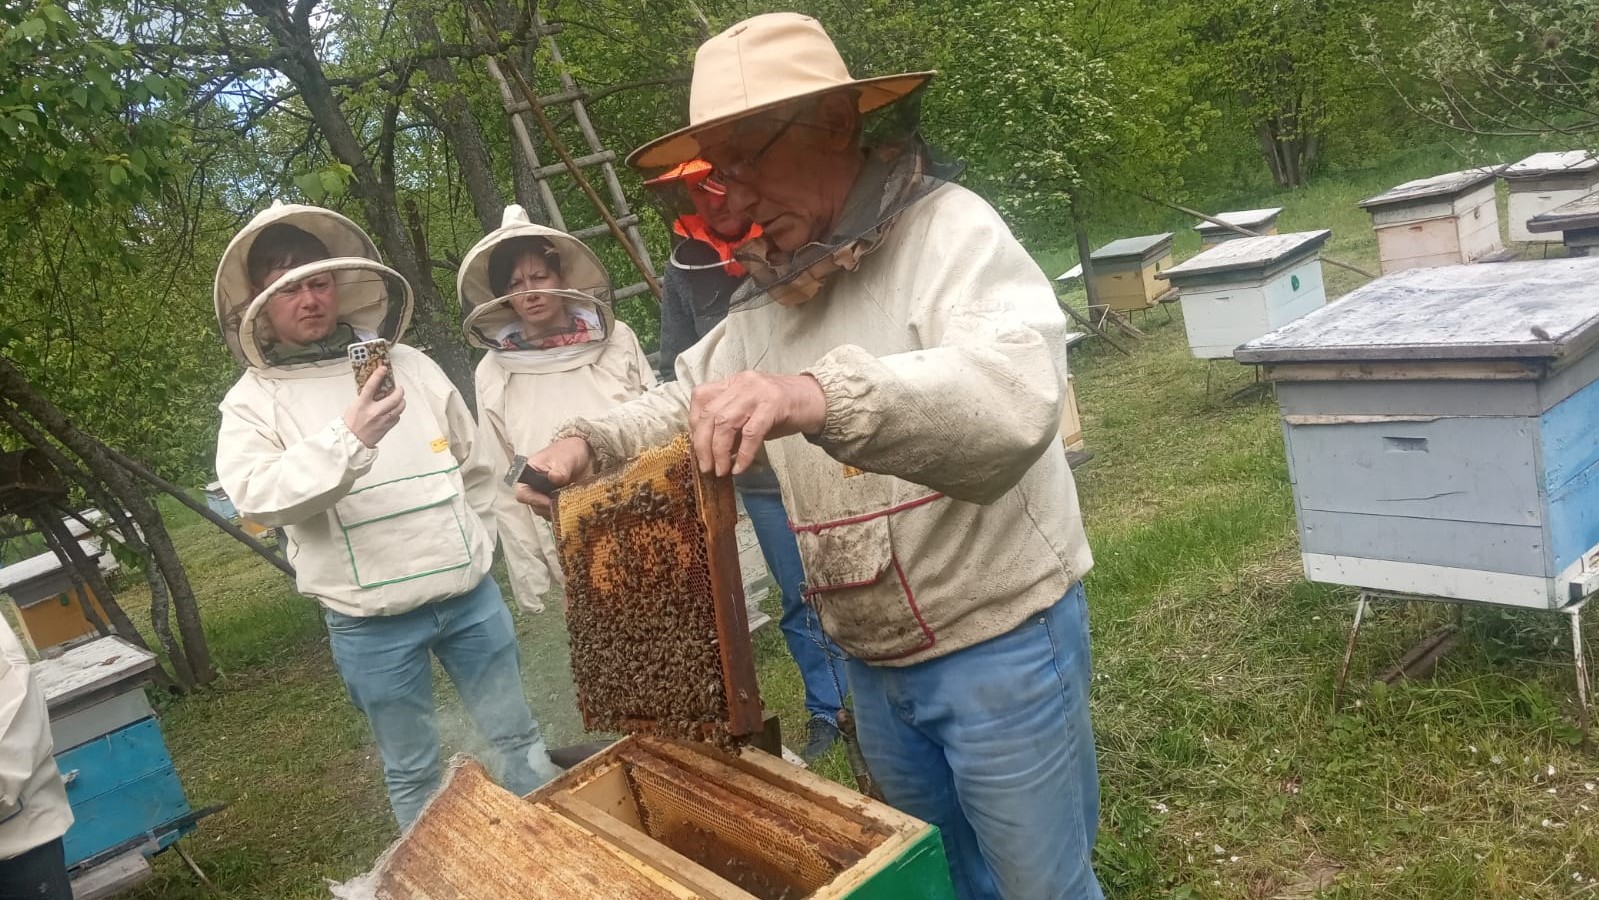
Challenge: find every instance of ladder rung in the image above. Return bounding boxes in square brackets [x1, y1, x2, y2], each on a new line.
[571, 216, 641, 240]
[533, 151, 616, 180]
[507, 88, 588, 114]
[613, 282, 653, 301]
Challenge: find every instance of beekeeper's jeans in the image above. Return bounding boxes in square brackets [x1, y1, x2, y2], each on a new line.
[845, 583, 1103, 900]
[741, 490, 847, 721]
[324, 576, 551, 829]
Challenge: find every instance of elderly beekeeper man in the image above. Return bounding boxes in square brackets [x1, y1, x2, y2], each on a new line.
[0, 619, 74, 899]
[213, 203, 560, 829]
[517, 13, 1101, 900]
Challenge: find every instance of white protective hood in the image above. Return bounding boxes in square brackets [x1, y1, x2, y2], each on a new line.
[214, 202, 413, 368]
[458, 206, 617, 370]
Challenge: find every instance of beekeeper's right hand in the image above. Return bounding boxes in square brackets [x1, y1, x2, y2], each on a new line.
[514, 436, 594, 519]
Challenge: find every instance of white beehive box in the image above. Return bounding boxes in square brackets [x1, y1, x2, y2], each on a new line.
[1193, 208, 1283, 247]
[1157, 230, 1331, 360]
[1359, 168, 1502, 274]
[1526, 190, 1599, 257]
[1504, 151, 1599, 243]
[1237, 258, 1599, 609]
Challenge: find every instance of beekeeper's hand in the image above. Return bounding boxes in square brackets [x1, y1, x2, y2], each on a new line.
[690, 370, 826, 478]
[343, 364, 406, 448]
[514, 436, 595, 519]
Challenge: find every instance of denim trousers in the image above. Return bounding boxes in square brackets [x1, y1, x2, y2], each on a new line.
[741, 490, 847, 722]
[846, 583, 1103, 900]
[0, 839, 71, 900]
[324, 576, 551, 828]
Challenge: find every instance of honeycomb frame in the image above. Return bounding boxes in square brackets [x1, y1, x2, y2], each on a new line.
[553, 434, 763, 740]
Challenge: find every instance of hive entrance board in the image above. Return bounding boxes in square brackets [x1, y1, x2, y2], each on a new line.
[554, 435, 763, 742]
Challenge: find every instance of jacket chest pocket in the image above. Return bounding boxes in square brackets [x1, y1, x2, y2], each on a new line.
[334, 470, 473, 588]
[792, 492, 942, 662]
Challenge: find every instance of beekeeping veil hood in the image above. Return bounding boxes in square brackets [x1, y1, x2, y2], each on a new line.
[457, 205, 616, 369]
[214, 201, 413, 368]
[628, 13, 960, 312]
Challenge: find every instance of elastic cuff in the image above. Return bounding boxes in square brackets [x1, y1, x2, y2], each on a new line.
[332, 418, 378, 469]
[800, 363, 857, 447]
[551, 421, 615, 472]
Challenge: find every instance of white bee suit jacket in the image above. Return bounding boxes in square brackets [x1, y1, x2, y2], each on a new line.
[0, 620, 73, 861]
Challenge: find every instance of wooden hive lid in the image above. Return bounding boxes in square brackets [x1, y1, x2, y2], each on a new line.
[334, 758, 694, 900]
[1158, 230, 1331, 285]
[552, 434, 763, 742]
[1504, 150, 1599, 179]
[1090, 232, 1174, 262]
[33, 637, 157, 713]
[1359, 168, 1498, 210]
[1527, 189, 1599, 234]
[0, 542, 105, 598]
[1235, 257, 1599, 366]
[1193, 207, 1284, 234]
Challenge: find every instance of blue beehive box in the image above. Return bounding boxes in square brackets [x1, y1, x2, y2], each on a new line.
[1238, 258, 1599, 609]
[34, 637, 198, 870]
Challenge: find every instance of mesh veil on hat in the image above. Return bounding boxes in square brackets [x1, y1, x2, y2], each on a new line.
[627, 13, 934, 170]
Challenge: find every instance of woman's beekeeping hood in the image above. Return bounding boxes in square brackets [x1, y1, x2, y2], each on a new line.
[457, 205, 614, 352]
[213, 201, 413, 368]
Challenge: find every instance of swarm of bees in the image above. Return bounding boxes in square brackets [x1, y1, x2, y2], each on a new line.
[555, 437, 743, 750]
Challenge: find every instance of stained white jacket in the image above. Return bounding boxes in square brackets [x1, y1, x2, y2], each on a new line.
[0, 620, 73, 860]
[214, 204, 498, 618]
[558, 183, 1093, 665]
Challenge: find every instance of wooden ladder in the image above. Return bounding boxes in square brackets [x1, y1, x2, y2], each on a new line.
[478, 11, 660, 302]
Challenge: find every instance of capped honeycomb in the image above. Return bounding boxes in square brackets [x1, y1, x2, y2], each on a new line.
[554, 435, 762, 745]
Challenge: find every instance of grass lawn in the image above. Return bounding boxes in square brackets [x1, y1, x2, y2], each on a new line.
[110, 134, 1599, 899]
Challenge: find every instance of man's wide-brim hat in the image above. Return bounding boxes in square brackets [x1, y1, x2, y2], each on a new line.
[627, 13, 934, 170]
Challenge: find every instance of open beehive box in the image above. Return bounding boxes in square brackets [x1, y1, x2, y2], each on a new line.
[553, 434, 763, 742]
[342, 737, 952, 900]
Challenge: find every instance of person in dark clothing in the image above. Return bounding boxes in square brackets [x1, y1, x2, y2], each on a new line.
[647, 160, 848, 762]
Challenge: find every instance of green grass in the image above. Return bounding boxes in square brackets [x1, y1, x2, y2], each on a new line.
[108, 133, 1599, 898]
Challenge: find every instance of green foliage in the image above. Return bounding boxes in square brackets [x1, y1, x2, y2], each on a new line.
[1377, 0, 1599, 140]
[1187, 0, 1412, 186]
[926, 0, 1209, 234]
[0, 0, 181, 220]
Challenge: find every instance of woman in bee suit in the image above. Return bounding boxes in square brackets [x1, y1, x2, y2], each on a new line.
[0, 619, 74, 899]
[213, 202, 560, 829]
[460, 205, 655, 612]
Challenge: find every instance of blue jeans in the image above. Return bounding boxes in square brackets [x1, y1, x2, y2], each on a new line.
[846, 584, 1102, 900]
[324, 576, 551, 828]
[742, 490, 847, 721]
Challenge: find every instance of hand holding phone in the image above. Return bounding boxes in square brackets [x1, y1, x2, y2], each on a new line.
[348, 339, 397, 401]
[342, 358, 406, 448]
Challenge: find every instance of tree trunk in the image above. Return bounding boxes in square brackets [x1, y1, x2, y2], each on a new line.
[509, 129, 551, 224]
[411, 8, 505, 232]
[0, 402, 176, 689]
[495, 0, 551, 224]
[1068, 188, 1101, 311]
[31, 509, 109, 637]
[1254, 121, 1292, 189]
[0, 354, 214, 684]
[248, 0, 477, 395]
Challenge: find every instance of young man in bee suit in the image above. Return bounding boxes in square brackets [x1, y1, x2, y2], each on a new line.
[0, 619, 74, 899]
[515, 14, 1101, 899]
[212, 202, 560, 829]
[459, 206, 655, 613]
[647, 160, 849, 762]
